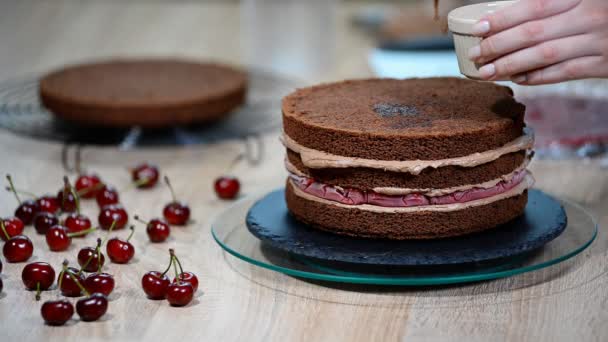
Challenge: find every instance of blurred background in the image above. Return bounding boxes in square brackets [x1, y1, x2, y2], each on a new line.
[0, 0, 606, 159]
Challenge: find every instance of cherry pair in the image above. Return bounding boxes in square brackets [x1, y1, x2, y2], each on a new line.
[58, 260, 114, 297]
[141, 249, 198, 307]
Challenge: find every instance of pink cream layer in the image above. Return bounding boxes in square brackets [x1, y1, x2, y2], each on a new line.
[289, 170, 527, 208]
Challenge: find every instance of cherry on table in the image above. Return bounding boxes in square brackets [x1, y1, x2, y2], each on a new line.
[64, 213, 92, 236]
[131, 163, 159, 189]
[141, 271, 170, 299]
[58, 265, 85, 297]
[36, 195, 60, 214]
[57, 176, 78, 213]
[98, 204, 128, 230]
[75, 174, 102, 199]
[34, 212, 59, 235]
[173, 271, 199, 293]
[135, 215, 170, 243]
[106, 226, 135, 264]
[41, 300, 74, 326]
[84, 273, 115, 296]
[166, 282, 194, 307]
[46, 225, 96, 252]
[22, 262, 55, 300]
[76, 293, 108, 322]
[2, 235, 33, 263]
[162, 176, 190, 226]
[6, 174, 40, 224]
[169, 249, 199, 292]
[1, 217, 24, 241]
[77, 239, 105, 273]
[214, 176, 240, 200]
[96, 186, 119, 208]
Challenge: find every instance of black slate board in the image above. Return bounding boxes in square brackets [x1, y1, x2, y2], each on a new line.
[246, 189, 567, 266]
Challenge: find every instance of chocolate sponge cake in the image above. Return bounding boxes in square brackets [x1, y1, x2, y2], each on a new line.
[39, 59, 247, 128]
[282, 78, 534, 240]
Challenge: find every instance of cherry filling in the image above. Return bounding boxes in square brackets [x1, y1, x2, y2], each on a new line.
[290, 170, 527, 208]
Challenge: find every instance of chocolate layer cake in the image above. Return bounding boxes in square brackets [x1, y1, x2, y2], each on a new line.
[282, 77, 534, 240]
[39, 59, 247, 128]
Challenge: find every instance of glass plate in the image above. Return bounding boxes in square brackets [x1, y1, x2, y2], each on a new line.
[211, 191, 597, 286]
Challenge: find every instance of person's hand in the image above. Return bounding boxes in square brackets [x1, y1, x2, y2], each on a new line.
[467, 0, 608, 85]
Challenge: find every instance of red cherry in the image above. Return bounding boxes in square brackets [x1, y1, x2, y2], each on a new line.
[131, 163, 159, 189]
[64, 213, 92, 236]
[162, 176, 190, 225]
[173, 272, 199, 292]
[106, 226, 135, 264]
[41, 300, 74, 326]
[15, 199, 40, 225]
[98, 204, 128, 230]
[75, 174, 102, 199]
[84, 273, 115, 296]
[95, 186, 119, 207]
[57, 177, 77, 213]
[46, 225, 96, 252]
[77, 239, 105, 273]
[1, 217, 24, 241]
[22, 262, 55, 300]
[58, 266, 85, 297]
[214, 176, 240, 200]
[6, 174, 39, 224]
[166, 282, 194, 307]
[76, 293, 108, 322]
[135, 215, 170, 243]
[34, 212, 59, 234]
[141, 271, 170, 299]
[3, 235, 33, 263]
[36, 195, 60, 214]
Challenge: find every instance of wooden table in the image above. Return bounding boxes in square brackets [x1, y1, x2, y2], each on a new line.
[0, 2, 606, 341]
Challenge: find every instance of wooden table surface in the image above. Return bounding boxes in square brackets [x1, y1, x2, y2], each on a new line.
[0, 2, 606, 341]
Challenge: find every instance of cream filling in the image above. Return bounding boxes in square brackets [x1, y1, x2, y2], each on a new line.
[289, 173, 534, 213]
[281, 128, 534, 175]
[285, 157, 530, 196]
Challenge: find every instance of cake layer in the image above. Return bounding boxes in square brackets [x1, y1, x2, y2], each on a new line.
[288, 169, 529, 207]
[282, 78, 525, 161]
[285, 181, 529, 239]
[286, 149, 528, 191]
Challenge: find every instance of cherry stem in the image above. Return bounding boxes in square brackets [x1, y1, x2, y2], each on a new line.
[171, 249, 185, 275]
[35, 282, 41, 301]
[69, 184, 81, 215]
[228, 152, 245, 173]
[58, 260, 68, 292]
[133, 215, 148, 225]
[0, 220, 10, 240]
[101, 220, 117, 246]
[172, 255, 179, 280]
[160, 251, 174, 277]
[164, 176, 177, 202]
[76, 182, 105, 197]
[6, 174, 21, 204]
[132, 177, 151, 188]
[66, 265, 90, 297]
[67, 227, 97, 238]
[4, 186, 36, 198]
[96, 238, 103, 273]
[62, 176, 71, 209]
[126, 225, 135, 242]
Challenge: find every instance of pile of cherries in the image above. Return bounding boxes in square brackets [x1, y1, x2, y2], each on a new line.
[1, 162, 240, 326]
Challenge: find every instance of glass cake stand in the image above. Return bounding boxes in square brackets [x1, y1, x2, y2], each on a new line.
[211, 191, 597, 286]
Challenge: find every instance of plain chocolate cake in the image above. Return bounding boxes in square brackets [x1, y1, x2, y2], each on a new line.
[282, 77, 534, 240]
[39, 59, 247, 128]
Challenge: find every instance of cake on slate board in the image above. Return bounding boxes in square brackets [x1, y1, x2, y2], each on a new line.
[281, 77, 534, 240]
[39, 59, 247, 128]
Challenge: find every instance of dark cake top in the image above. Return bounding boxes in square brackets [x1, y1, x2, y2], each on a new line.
[282, 78, 526, 160]
[40, 59, 247, 106]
